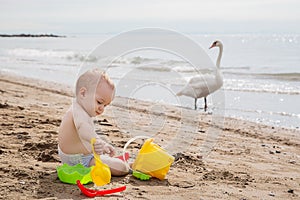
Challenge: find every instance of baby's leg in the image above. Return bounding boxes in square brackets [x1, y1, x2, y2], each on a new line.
[89, 156, 129, 176]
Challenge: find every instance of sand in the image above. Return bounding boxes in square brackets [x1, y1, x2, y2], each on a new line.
[0, 72, 299, 200]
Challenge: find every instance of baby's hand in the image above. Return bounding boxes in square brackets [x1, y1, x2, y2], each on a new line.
[94, 138, 115, 157]
[103, 143, 115, 157]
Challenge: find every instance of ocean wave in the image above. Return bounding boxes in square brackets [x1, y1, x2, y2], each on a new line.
[223, 66, 251, 70]
[130, 56, 157, 65]
[161, 60, 188, 66]
[172, 65, 195, 73]
[6, 48, 100, 63]
[137, 65, 171, 72]
[229, 108, 300, 118]
[257, 73, 300, 81]
[109, 56, 158, 65]
[224, 78, 300, 95]
[272, 111, 300, 118]
[7, 48, 75, 58]
[223, 71, 300, 81]
[226, 108, 300, 129]
[66, 53, 98, 62]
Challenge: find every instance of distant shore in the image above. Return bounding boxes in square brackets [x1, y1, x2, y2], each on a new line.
[0, 33, 65, 38]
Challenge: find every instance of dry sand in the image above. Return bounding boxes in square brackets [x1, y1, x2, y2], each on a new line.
[0, 73, 299, 200]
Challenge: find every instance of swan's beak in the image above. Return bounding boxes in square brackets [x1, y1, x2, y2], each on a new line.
[209, 44, 215, 49]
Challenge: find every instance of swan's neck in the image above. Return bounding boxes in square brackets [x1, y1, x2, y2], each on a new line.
[216, 44, 223, 68]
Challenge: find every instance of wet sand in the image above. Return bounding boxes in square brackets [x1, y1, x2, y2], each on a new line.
[0, 73, 299, 199]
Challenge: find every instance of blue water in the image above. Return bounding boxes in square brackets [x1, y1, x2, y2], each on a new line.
[0, 33, 299, 129]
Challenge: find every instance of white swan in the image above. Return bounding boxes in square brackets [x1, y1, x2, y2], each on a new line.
[176, 40, 223, 111]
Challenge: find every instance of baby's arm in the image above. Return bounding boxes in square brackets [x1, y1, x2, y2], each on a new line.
[77, 121, 115, 156]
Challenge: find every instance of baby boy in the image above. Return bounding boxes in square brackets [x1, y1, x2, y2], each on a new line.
[58, 68, 129, 176]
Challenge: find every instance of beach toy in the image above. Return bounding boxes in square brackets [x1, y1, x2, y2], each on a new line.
[57, 163, 93, 184]
[123, 136, 152, 181]
[132, 170, 151, 181]
[77, 180, 126, 198]
[123, 136, 174, 180]
[116, 152, 130, 161]
[132, 138, 174, 180]
[90, 138, 111, 186]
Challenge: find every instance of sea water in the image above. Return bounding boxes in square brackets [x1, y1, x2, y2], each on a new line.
[0, 33, 299, 129]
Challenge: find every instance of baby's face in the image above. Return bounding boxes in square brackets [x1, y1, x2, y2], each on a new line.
[81, 80, 114, 117]
[93, 80, 114, 116]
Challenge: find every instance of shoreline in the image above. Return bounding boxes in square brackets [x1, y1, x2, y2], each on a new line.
[1, 71, 298, 131]
[0, 72, 299, 199]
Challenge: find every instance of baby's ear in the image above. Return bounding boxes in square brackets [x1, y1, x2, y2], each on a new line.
[79, 87, 87, 97]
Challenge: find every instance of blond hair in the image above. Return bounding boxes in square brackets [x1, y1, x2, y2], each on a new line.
[75, 68, 115, 96]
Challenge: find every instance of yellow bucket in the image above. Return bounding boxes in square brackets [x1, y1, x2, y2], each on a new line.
[132, 138, 174, 180]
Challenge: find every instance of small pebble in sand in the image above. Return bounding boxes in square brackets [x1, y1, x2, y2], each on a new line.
[287, 189, 294, 194]
[269, 192, 275, 197]
[288, 160, 296, 164]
